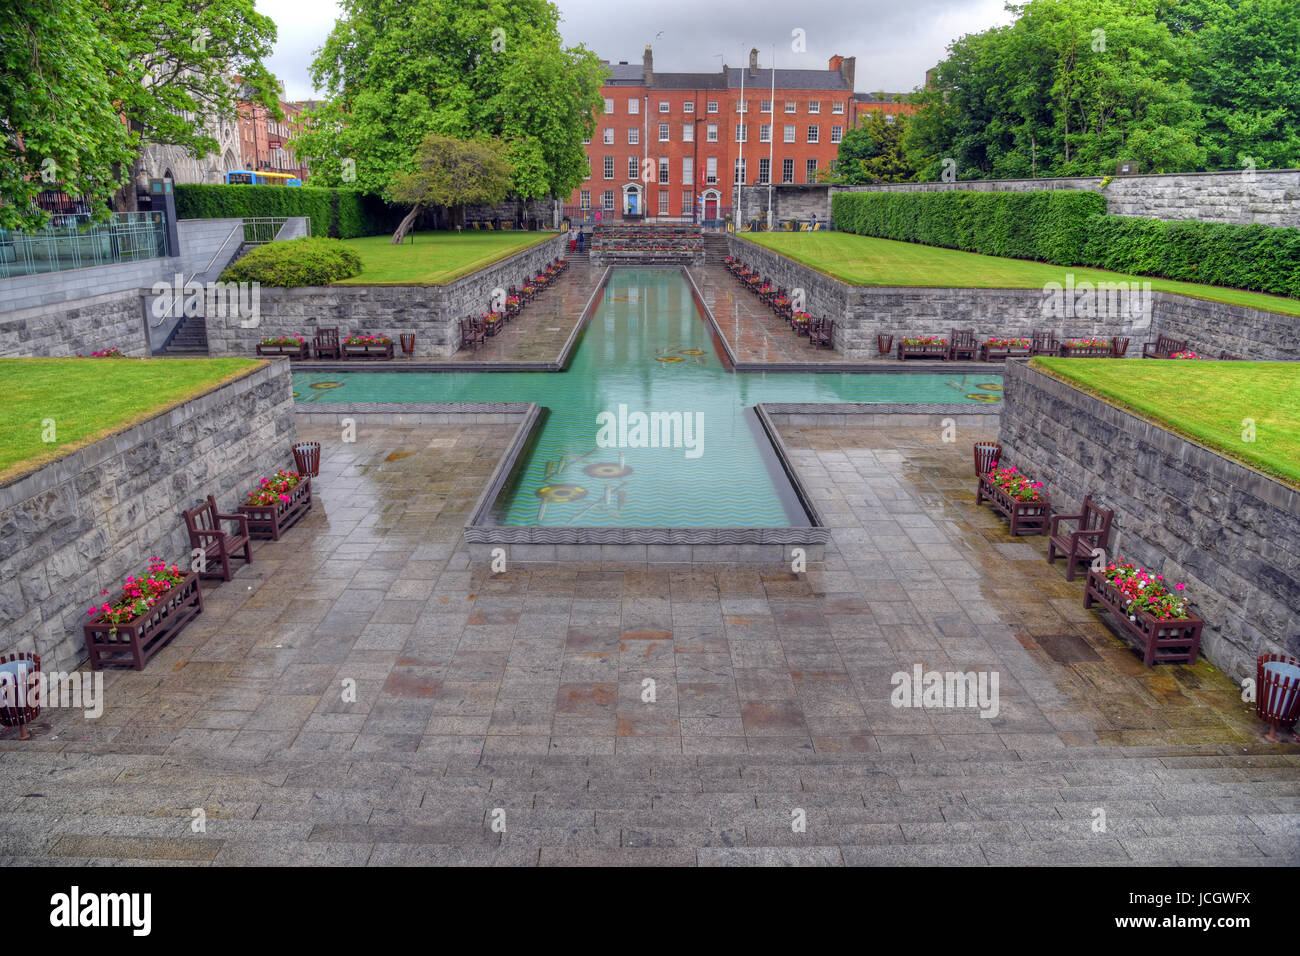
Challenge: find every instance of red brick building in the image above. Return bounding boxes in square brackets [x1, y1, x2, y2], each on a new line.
[235, 95, 310, 180]
[568, 47, 913, 224]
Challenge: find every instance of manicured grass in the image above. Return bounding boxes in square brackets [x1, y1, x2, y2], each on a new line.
[0, 358, 264, 483]
[746, 232, 1300, 317]
[1032, 357, 1300, 487]
[333, 230, 555, 286]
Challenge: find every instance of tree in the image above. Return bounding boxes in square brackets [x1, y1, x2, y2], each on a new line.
[826, 113, 916, 184]
[0, 0, 132, 228]
[294, 0, 605, 208]
[389, 134, 514, 242]
[98, 0, 281, 210]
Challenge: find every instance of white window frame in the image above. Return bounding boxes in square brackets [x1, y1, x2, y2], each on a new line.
[758, 157, 770, 185]
[603, 156, 614, 179]
[628, 127, 639, 145]
[628, 98, 639, 114]
[784, 101, 796, 113]
[681, 157, 693, 185]
[603, 128, 614, 145]
[736, 99, 748, 113]
[782, 158, 794, 183]
[684, 101, 695, 113]
[658, 158, 669, 185]
[734, 123, 748, 143]
[807, 125, 819, 143]
[706, 124, 718, 142]
[580, 189, 591, 209]
[832, 101, 845, 114]
[705, 156, 717, 184]
[658, 190, 669, 215]
[602, 190, 615, 210]
[658, 101, 670, 113]
[808, 100, 820, 114]
[682, 124, 694, 142]
[805, 158, 818, 183]
[604, 98, 614, 114]
[783, 125, 795, 143]
[707, 100, 718, 113]
[628, 156, 639, 180]
[734, 157, 747, 184]
[831, 126, 843, 144]
[658, 123, 670, 142]
[759, 123, 771, 143]
[761, 99, 772, 113]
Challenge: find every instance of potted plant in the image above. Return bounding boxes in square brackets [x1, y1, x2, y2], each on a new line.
[237, 468, 312, 540]
[1169, 350, 1205, 359]
[255, 334, 310, 359]
[481, 311, 504, 336]
[979, 337, 1031, 361]
[1059, 337, 1113, 358]
[975, 463, 1051, 535]
[80, 348, 127, 358]
[83, 557, 202, 670]
[341, 333, 393, 359]
[896, 336, 949, 360]
[791, 311, 812, 334]
[1085, 560, 1203, 666]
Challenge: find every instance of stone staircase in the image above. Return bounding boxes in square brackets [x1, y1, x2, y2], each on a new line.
[703, 233, 731, 263]
[160, 311, 210, 355]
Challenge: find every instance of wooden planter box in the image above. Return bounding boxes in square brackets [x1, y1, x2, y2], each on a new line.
[980, 344, 1031, 361]
[256, 342, 310, 359]
[1059, 344, 1113, 358]
[976, 474, 1051, 535]
[237, 476, 312, 541]
[1084, 569, 1203, 666]
[342, 341, 394, 360]
[83, 571, 203, 671]
[897, 343, 949, 361]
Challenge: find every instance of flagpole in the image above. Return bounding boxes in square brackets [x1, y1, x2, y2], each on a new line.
[737, 50, 744, 229]
[768, 43, 775, 229]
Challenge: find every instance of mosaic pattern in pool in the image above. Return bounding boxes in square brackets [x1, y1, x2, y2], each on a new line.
[295, 268, 1002, 527]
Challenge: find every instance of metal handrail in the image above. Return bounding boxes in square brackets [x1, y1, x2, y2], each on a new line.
[149, 220, 244, 327]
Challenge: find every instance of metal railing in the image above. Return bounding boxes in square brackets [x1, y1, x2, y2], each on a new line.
[0, 212, 170, 280]
[241, 217, 309, 245]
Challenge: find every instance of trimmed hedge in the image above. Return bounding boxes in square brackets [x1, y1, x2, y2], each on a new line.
[832, 190, 1105, 264]
[218, 237, 362, 287]
[831, 189, 1300, 299]
[174, 184, 400, 239]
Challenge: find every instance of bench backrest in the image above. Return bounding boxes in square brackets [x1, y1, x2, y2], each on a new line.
[951, 329, 976, 349]
[315, 327, 339, 349]
[1077, 494, 1114, 540]
[1033, 330, 1058, 351]
[183, 495, 219, 540]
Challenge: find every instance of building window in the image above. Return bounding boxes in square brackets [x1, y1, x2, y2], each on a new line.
[758, 157, 770, 184]
[658, 191, 669, 215]
[604, 98, 613, 114]
[603, 128, 614, 145]
[581, 136, 590, 145]
[706, 124, 718, 142]
[807, 125, 819, 143]
[628, 98, 639, 114]
[580, 189, 591, 209]
[759, 124, 771, 143]
[808, 101, 820, 114]
[604, 156, 614, 179]
[684, 101, 694, 113]
[761, 99, 772, 113]
[682, 191, 693, 216]
[885, 114, 897, 125]
[831, 126, 843, 143]
[628, 156, 639, 180]
[706, 100, 718, 113]
[682, 124, 694, 142]
[602, 190, 615, 210]
[734, 124, 747, 143]
[659, 123, 670, 142]
[706, 157, 717, 183]
[734, 157, 747, 184]
[628, 127, 639, 144]
[784, 101, 796, 113]
[782, 158, 794, 183]
[806, 158, 818, 183]
[586, 155, 592, 178]
[659, 101, 669, 113]
[658, 158, 669, 184]
[832, 101, 845, 114]
[682, 157, 693, 185]
[736, 99, 748, 113]
[784, 125, 795, 143]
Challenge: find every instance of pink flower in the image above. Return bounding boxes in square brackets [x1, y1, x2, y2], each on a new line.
[1175, 583, 1185, 591]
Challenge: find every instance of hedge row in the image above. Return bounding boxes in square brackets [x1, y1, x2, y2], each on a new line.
[174, 184, 400, 239]
[219, 237, 363, 287]
[831, 189, 1300, 298]
[831, 190, 1106, 264]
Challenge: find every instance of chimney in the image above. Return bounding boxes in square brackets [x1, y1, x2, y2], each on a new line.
[748, 47, 758, 77]
[643, 45, 653, 86]
[829, 55, 843, 72]
[839, 55, 856, 91]
[925, 68, 937, 89]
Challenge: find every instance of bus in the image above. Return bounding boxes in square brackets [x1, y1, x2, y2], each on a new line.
[225, 170, 303, 187]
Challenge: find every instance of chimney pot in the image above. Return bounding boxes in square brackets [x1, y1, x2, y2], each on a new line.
[749, 47, 758, 76]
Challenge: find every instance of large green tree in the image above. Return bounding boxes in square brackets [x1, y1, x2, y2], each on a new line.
[294, 0, 605, 205]
[389, 134, 514, 241]
[825, 113, 917, 184]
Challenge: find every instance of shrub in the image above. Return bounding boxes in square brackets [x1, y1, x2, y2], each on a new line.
[219, 237, 362, 287]
[174, 184, 400, 239]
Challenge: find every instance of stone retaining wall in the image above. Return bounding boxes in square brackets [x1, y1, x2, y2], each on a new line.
[0, 360, 297, 671]
[0, 290, 149, 358]
[996, 360, 1299, 679]
[204, 233, 566, 358]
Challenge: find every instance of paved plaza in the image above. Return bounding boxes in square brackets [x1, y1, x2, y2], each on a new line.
[1, 418, 1295, 866]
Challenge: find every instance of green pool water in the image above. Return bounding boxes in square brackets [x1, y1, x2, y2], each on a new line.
[293, 268, 1002, 527]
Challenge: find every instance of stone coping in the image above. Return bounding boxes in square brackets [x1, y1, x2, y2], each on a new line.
[1023, 363, 1299, 510]
[0, 359, 273, 501]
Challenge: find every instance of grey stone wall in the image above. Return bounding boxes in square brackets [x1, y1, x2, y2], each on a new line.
[1147, 293, 1299, 362]
[0, 360, 297, 672]
[735, 185, 833, 224]
[727, 236, 851, 350]
[0, 290, 149, 358]
[832, 168, 1300, 228]
[205, 233, 566, 358]
[996, 360, 1299, 680]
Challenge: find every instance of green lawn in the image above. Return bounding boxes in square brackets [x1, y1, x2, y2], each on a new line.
[333, 230, 555, 285]
[746, 232, 1300, 317]
[1032, 358, 1300, 487]
[0, 358, 264, 483]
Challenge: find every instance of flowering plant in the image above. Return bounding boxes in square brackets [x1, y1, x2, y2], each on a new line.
[1169, 350, 1204, 359]
[985, 337, 1030, 348]
[260, 335, 306, 346]
[901, 336, 947, 346]
[505, 296, 520, 308]
[758, 283, 772, 294]
[1102, 560, 1191, 621]
[85, 348, 126, 358]
[985, 464, 1045, 502]
[772, 296, 790, 308]
[86, 557, 187, 625]
[246, 469, 303, 507]
[343, 334, 391, 345]
[792, 311, 811, 324]
[1064, 338, 1109, 347]
[481, 311, 503, 324]
[521, 284, 535, 295]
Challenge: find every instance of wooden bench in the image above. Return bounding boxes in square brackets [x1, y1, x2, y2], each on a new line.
[460, 317, 485, 351]
[1111, 337, 1130, 357]
[1031, 330, 1059, 357]
[948, 328, 978, 361]
[1142, 334, 1187, 358]
[808, 318, 835, 349]
[1047, 494, 1114, 580]
[313, 327, 341, 360]
[184, 495, 251, 581]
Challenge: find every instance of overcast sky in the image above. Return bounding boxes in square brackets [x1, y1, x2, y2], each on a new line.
[257, 0, 1014, 101]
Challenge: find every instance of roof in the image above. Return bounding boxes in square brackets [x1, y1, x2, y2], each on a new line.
[854, 91, 908, 103]
[650, 73, 729, 91]
[602, 61, 644, 85]
[726, 68, 849, 91]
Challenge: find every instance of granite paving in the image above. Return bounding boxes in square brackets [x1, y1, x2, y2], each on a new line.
[2, 419, 1295, 866]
